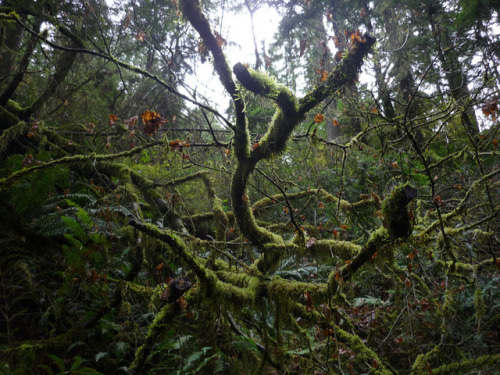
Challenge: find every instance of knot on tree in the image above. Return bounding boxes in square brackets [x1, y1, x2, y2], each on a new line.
[161, 275, 192, 303]
[382, 184, 417, 239]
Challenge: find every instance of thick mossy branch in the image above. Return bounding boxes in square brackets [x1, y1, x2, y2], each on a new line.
[411, 345, 439, 374]
[128, 220, 258, 305]
[309, 239, 361, 259]
[128, 220, 211, 282]
[179, 0, 236, 97]
[334, 324, 392, 375]
[179, 0, 249, 163]
[325, 184, 416, 290]
[418, 168, 500, 238]
[298, 34, 376, 116]
[328, 226, 390, 291]
[0, 139, 167, 186]
[231, 164, 284, 246]
[0, 118, 28, 151]
[251, 89, 299, 160]
[431, 353, 500, 374]
[0, 103, 23, 133]
[129, 291, 193, 375]
[288, 301, 392, 374]
[233, 62, 300, 161]
[198, 171, 229, 244]
[252, 188, 380, 214]
[160, 170, 210, 188]
[233, 63, 280, 98]
[1, 327, 86, 366]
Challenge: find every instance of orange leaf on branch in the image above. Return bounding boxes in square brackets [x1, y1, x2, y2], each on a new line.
[404, 277, 412, 288]
[142, 110, 167, 136]
[170, 140, 181, 151]
[299, 39, 308, 57]
[314, 113, 325, 123]
[177, 296, 188, 310]
[214, 30, 226, 47]
[304, 291, 314, 312]
[109, 114, 118, 127]
[135, 30, 146, 42]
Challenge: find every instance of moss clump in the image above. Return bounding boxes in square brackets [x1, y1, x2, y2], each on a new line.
[233, 63, 280, 98]
[381, 183, 417, 239]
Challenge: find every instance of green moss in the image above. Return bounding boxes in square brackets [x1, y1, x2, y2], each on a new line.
[212, 197, 228, 242]
[411, 345, 439, 374]
[309, 239, 361, 259]
[435, 260, 474, 280]
[432, 353, 500, 374]
[213, 279, 257, 305]
[335, 325, 392, 375]
[233, 63, 280, 98]
[267, 276, 327, 301]
[6, 99, 24, 113]
[381, 183, 417, 239]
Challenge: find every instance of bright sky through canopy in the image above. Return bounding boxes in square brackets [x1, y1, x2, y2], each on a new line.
[186, 4, 280, 112]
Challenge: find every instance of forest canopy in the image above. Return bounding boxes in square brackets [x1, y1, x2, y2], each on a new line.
[0, 0, 499, 374]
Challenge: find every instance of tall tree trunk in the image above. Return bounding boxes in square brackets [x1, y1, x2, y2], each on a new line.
[428, 1, 479, 136]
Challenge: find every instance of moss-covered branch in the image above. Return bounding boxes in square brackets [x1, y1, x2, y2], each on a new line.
[0, 139, 167, 186]
[431, 353, 500, 375]
[252, 188, 381, 214]
[417, 167, 500, 238]
[129, 291, 195, 375]
[298, 34, 376, 116]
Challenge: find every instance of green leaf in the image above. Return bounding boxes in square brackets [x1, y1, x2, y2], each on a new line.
[47, 354, 65, 372]
[183, 347, 212, 372]
[95, 352, 108, 362]
[171, 335, 193, 350]
[70, 356, 84, 371]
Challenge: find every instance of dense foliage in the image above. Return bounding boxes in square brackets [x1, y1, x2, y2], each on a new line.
[0, 0, 499, 374]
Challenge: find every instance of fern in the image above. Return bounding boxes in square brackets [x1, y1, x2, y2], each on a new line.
[6, 164, 70, 216]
